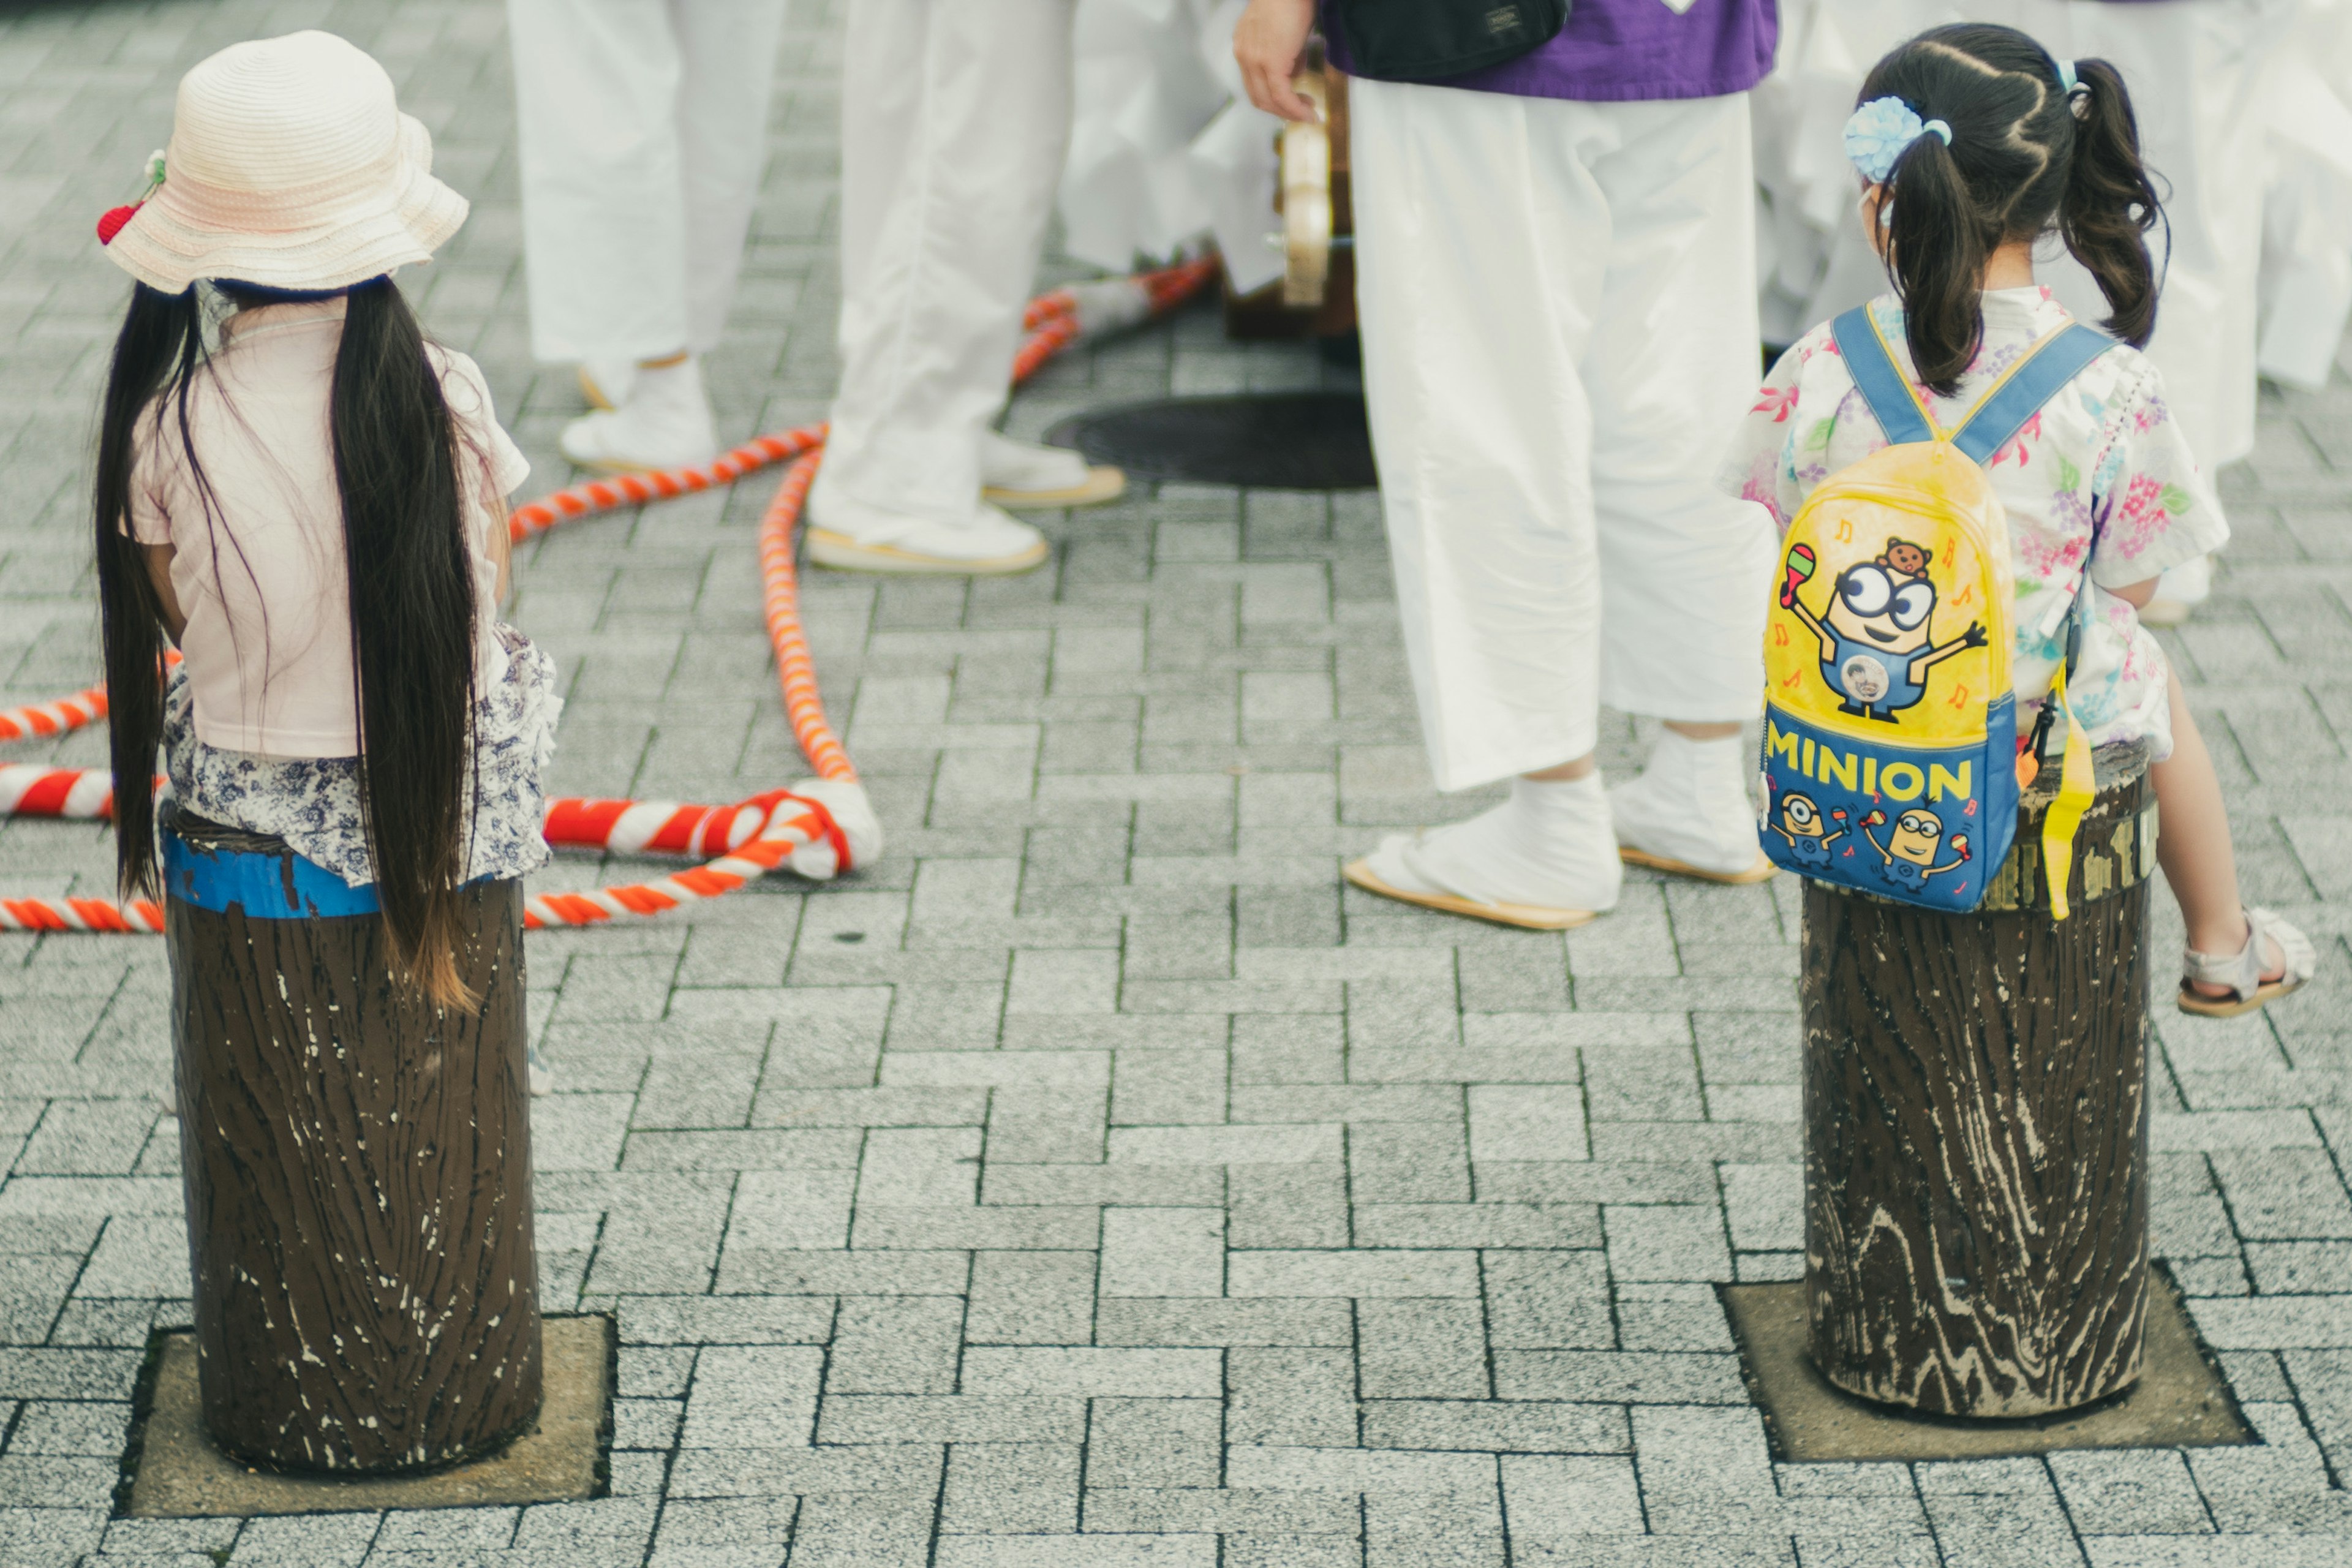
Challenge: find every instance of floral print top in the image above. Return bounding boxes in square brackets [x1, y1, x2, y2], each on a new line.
[1725, 286, 2229, 756]
[164, 623, 562, 890]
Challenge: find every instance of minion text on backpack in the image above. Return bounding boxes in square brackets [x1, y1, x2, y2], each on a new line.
[1759, 305, 2113, 917]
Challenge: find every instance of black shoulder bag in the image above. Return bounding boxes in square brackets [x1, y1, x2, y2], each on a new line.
[1332, 0, 1572, 83]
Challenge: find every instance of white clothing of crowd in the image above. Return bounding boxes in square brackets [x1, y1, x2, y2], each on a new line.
[1066, 0, 2352, 472]
[507, 0, 1129, 573]
[501, 2, 2346, 598]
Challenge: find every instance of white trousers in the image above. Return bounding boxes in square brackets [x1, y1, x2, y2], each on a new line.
[1351, 81, 1774, 793]
[816, 0, 1077, 524]
[507, 0, 790, 363]
[2026, 0, 2292, 468]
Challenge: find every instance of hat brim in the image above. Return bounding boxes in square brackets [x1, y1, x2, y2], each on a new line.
[105, 115, 467, 294]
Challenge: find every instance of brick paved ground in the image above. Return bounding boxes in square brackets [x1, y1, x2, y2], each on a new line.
[6, 1, 2352, 1564]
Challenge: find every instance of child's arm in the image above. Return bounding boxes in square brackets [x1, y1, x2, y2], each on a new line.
[2111, 577, 2158, 611]
[142, 545, 186, 643]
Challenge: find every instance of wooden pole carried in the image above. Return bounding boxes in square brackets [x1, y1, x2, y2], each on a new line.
[165, 813, 542, 1472]
[1801, 754, 2157, 1418]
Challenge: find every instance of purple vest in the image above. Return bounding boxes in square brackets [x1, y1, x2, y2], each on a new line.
[1325, 0, 1779, 103]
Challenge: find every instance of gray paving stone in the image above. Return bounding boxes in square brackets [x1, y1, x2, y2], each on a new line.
[3, 1, 2351, 1562]
[230, 1511, 382, 1568]
[663, 1442, 943, 1501]
[682, 1346, 823, 1449]
[1082, 1398, 1223, 1491]
[965, 1250, 1099, 1344]
[1227, 1161, 1351, 1248]
[1226, 1348, 1359, 1447]
[941, 1442, 1082, 1535]
[962, 1347, 1221, 1399]
[1355, 1299, 1488, 1399]
[1482, 1250, 1615, 1350]
[1094, 1298, 1352, 1348]
[1494, 1351, 1750, 1404]
[2048, 1449, 2213, 1536]
[827, 1297, 964, 1394]
[816, 1395, 1088, 1446]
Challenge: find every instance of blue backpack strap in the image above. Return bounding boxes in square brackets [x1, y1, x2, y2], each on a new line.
[1831, 305, 1937, 446]
[1951, 323, 2115, 464]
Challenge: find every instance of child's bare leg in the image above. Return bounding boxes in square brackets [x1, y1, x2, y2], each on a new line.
[2153, 676, 2282, 990]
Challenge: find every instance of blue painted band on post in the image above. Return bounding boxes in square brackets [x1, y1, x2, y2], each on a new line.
[164, 831, 381, 919]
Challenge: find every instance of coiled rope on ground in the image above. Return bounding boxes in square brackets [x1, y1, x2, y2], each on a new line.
[0, 258, 1216, 934]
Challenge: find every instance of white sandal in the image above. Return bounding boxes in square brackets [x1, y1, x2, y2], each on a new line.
[2179, 906, 2316, 1018]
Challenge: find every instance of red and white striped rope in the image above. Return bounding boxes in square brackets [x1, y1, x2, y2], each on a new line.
[0, 260, 1216, 933]
[0, 650, 181, 744]
[0, 686, 106, 744]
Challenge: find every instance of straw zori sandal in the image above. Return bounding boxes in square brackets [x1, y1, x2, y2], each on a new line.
[1341, 853, 1599, 932]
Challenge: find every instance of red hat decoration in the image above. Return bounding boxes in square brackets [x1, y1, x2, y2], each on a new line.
[96, 152, 167, 248]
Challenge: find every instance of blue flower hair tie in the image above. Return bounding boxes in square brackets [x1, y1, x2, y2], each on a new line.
[1845, 96, 1952, 184]
[2056, 58, 2079, 94]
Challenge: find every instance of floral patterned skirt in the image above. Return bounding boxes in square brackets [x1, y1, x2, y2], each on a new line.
[163, 624, 562, 889]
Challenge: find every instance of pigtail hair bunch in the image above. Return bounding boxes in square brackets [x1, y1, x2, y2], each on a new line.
[2057, 56, 2163, 349]
[1885, 129, 1994, 396]
[329, 276, 483, 1012]
[1856, 25, 2145, 394]
[91, 282, 206, 904]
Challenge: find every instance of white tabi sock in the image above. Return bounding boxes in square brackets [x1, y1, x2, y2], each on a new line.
[979, 429, 1093, 492]
[1366, 774, 1623, 914]
[1609, 728, 1760, 875]
[559, 355, 718, 471]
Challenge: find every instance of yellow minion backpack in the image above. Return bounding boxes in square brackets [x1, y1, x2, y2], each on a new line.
[1760, 305, 2114, 916]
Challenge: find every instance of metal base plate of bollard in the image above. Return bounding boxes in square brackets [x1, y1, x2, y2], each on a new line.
[165, 812, 542, 1474]
[1801, 744, 2157, 1419]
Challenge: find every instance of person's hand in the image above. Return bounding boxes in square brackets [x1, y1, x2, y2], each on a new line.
[1234, 0, 1321, 122]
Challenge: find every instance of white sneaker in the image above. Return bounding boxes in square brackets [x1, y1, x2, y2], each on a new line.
[560, 356, 718, 473]
[1611, 729, 1776, 884]
[805, 488, 1049, 576]
[979, 429, 1125, 508]
[577, 358, 636, 411]
[2137, 554, 2212, 627]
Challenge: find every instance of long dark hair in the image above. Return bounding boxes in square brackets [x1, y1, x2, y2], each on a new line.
[94, 276, 483, 1009]
[1859, 24, 2165, 394]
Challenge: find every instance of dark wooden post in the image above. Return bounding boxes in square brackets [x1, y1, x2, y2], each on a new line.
[164, 815, 542, 1472]
[1802, 753, 2156, 1418]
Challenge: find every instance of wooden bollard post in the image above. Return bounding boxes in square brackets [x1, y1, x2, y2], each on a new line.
[163, 813, 542, 1472]
[1801, 750, 2157, 1417]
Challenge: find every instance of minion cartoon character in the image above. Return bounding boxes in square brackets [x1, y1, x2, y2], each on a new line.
[1782, 538, 1986, 722]
[1861, 807, 1970, 894]
[1766, 792, 1847, 871]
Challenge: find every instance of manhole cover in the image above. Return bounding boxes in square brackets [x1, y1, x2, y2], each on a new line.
[1046, 393, 1375, 490]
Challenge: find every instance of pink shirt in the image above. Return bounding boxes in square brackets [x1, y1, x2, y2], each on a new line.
[128, 300, 530, 758]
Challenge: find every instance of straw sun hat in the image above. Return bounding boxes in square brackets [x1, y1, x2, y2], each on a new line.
[102, 31, 467, 293]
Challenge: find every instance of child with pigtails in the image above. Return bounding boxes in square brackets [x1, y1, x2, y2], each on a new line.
[1727, 24, 2312, 1017]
